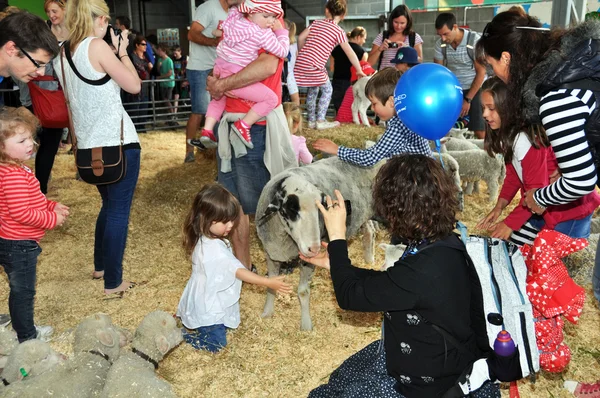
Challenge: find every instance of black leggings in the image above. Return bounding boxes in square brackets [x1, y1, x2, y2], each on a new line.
[35, 127, 63, 194]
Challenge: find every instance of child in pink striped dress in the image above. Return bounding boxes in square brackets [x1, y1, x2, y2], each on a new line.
[200, 0, 289, 149]
[294, 0, 365, 130]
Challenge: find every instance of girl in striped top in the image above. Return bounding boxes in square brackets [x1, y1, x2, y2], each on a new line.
[0, 109, 69, 343]
[476, 78, 599, 246]
[199, 0, 289, 148]
[293, 0, 365, 130]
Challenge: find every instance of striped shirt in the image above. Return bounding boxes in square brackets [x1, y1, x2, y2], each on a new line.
[337, 115, 432, 167]
[0, 165, 57, 242]
[372, 32, 423, 70]
[534, 88, 598, 207]
[294, 19, 347, 87]
[217, 6, 289, 68]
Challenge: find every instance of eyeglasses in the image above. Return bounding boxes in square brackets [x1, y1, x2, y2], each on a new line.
[16, 45, 47, 70]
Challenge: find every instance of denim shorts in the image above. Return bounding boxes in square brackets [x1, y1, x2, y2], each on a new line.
[183, 324, 228, 353]
[217, 123, 270, 215]
[529, 213, 593, 239]
[187, 69, 211, 115]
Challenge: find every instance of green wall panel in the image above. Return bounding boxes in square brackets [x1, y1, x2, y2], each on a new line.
[9, 0, 46, 18]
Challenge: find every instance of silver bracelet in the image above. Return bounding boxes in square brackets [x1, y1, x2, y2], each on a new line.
[532, 195, 547, 213]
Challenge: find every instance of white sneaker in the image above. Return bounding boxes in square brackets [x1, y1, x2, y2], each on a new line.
[316, 120, 340, 130]
[35, 325, 54, 342]
[308, 121, 316, 129]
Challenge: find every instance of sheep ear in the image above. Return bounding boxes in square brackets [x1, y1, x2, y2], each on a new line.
[96, 329, 116, 348]
[379, 243, 390, 250]
[116, 327, 133, 347]
[155, 335, 170, 355]
[441, 137, 450, 144]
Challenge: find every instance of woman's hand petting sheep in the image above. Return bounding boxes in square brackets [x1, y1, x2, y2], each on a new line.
[313, 138, 339, 155]
[490, 221, 513, 241]
[316, 190, 347, 241]
[300, 242, 330, 271]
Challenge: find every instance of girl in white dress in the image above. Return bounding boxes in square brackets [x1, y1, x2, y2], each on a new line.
[177, 184, 292, 352]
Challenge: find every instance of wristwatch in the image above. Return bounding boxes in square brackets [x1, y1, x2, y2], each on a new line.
[464, 97, 472, 104]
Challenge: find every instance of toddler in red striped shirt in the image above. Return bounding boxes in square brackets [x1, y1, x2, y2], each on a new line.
[0, 108, 69, 343]
[199, 0, 290, 149]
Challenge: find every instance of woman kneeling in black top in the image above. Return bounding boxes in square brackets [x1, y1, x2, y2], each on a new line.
[302, 154, 497, 398]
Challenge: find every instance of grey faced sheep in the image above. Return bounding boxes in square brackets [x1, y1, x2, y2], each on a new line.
[378, 243, 407, 271]
[352, 75, 373, 127]
[431, 152, 464, 211]
[101, 311, 182, 398]
[0, 339, 64, 390]
[0, 328, 17, 371]
[1, 313, 125, 398]
[446, 149, 506, 202]
[256, 156, 383, 331]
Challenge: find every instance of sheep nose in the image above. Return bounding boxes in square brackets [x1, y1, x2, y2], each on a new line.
[308, 244, 321, 254]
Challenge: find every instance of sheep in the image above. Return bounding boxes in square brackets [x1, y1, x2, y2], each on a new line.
[101, 311, 182, 398]
[352, 75, 373, 127]
[447, 149, 506, 202]
[378, 243, 407, 271]
[431, 152, 464, 211]
[0, 340, 64, 389]
[256, 156, 383, 330]
[447, 127, 475, 140]
[0, 328, 17, 371]
[442, 137, 481, 152]
[591, 217, 600, 234]
[1, 313, 125, 398]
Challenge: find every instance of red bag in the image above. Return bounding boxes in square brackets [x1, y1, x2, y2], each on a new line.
[27, 75, 69, 129]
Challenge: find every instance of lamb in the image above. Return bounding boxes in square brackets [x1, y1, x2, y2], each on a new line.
[447, 127, 475, 140]
[0, 328, 17, 371]
[352, 75, 373, 126]
[0, 339, 64, 389]
[256, 156, 383, 330]
[431, 152, 464, 211]
[101, 311, 182, 398]
[1, 313, 125, 398]
[442, 137, 481, 152]
[378, 243, 407, 271]
[447, 149, 506, 202]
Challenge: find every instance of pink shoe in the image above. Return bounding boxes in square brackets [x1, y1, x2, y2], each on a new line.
[200, 129, 216, 142]
[565, 380, 600, 397]
[232, 120, 253, 148]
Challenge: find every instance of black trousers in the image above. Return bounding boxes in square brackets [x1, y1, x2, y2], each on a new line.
[35, 127, 63, 194]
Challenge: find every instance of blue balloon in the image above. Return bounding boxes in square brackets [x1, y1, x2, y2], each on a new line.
[394, 63, 463, 141]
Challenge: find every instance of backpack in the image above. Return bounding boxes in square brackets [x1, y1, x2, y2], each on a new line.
[377, 30, 416, 70]
[441, 29, 476, 69]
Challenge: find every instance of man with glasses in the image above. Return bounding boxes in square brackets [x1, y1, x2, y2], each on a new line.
[434, 12, 487, 139]
[0, 11, 59, 83]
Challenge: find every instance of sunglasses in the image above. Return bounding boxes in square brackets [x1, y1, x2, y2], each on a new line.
[16, 45, 47, 70]
[139, 42, 147, 46]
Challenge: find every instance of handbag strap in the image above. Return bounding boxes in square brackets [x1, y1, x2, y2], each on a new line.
[60, 46, 124, 150]
[63, 40, 111, 86]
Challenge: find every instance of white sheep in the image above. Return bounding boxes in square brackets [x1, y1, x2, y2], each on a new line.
[0, 340, 64, 389]
[352, 76, 373, 127]
[378, 243, 407, 271]
[442, 137, 481, 152]
[591, 217, 600, 234]
[447, 149, 506, 202]
[1, 313, 125, 398]
[0, 328, 17, 371]
[431, 152, 464, 211]
[447, 128, 475, 140]
[101, 311, 182, 398]
[256, 156, 383, 330]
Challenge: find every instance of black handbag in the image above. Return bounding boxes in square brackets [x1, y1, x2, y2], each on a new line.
[60, 42, 126, 185]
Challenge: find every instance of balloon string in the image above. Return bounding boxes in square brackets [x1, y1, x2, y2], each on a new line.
[435, 139, 445, 169]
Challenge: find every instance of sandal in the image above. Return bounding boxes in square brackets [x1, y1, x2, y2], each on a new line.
[92, 271, 104, 280]
[103, 281, 137, 300]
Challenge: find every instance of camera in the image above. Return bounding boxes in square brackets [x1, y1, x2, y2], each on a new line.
[388, 42, 398, 48]
[103, 25, 122, 47]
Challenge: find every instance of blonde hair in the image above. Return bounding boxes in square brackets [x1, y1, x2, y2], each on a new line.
[285, 19, 296, 44]
[282, 102, 303, 135]
[0, 107, 39, 166]
[347, 26, 366, 40]
[66, 0, 110, 48]
[45, 0, 67, 12]
[0, 6, 21, 21]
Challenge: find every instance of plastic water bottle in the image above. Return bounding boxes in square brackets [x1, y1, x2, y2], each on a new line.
[494, 330, 516, 356]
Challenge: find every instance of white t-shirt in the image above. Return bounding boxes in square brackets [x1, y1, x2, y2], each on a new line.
[177, 236, 246, 329]
[188, 0, 229, 71]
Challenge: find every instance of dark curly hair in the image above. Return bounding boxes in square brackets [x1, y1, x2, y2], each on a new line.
[475, 11, 562, 137]
[372, 155, 459, 242]
[482, 77, 548, 163]
[325, 0, 347, 18]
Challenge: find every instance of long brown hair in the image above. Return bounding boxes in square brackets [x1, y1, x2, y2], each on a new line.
[482, 77, 548, 163]
[372, 154, 458, 242]
[0, 107, 39, 166]
[182, 184, 241, 257]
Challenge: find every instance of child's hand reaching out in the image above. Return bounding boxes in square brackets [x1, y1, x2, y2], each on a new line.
[313, 139, 339, 155]
[490, 221, 513, 241]
[267, 276, 293, 294]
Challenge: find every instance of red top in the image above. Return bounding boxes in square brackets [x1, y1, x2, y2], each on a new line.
[335, 86, 355, 124]
[0, 164, 57, 242]
[499, 143, 600, 231]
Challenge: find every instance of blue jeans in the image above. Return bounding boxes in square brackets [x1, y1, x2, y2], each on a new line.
[182, 324, 227, 352]
[217, 123, 270, 215]
[94, 149, 141, 289]
[187, 69, 211, 115]
[528, 213, 593, 239]
[0, 238, 41, 342]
